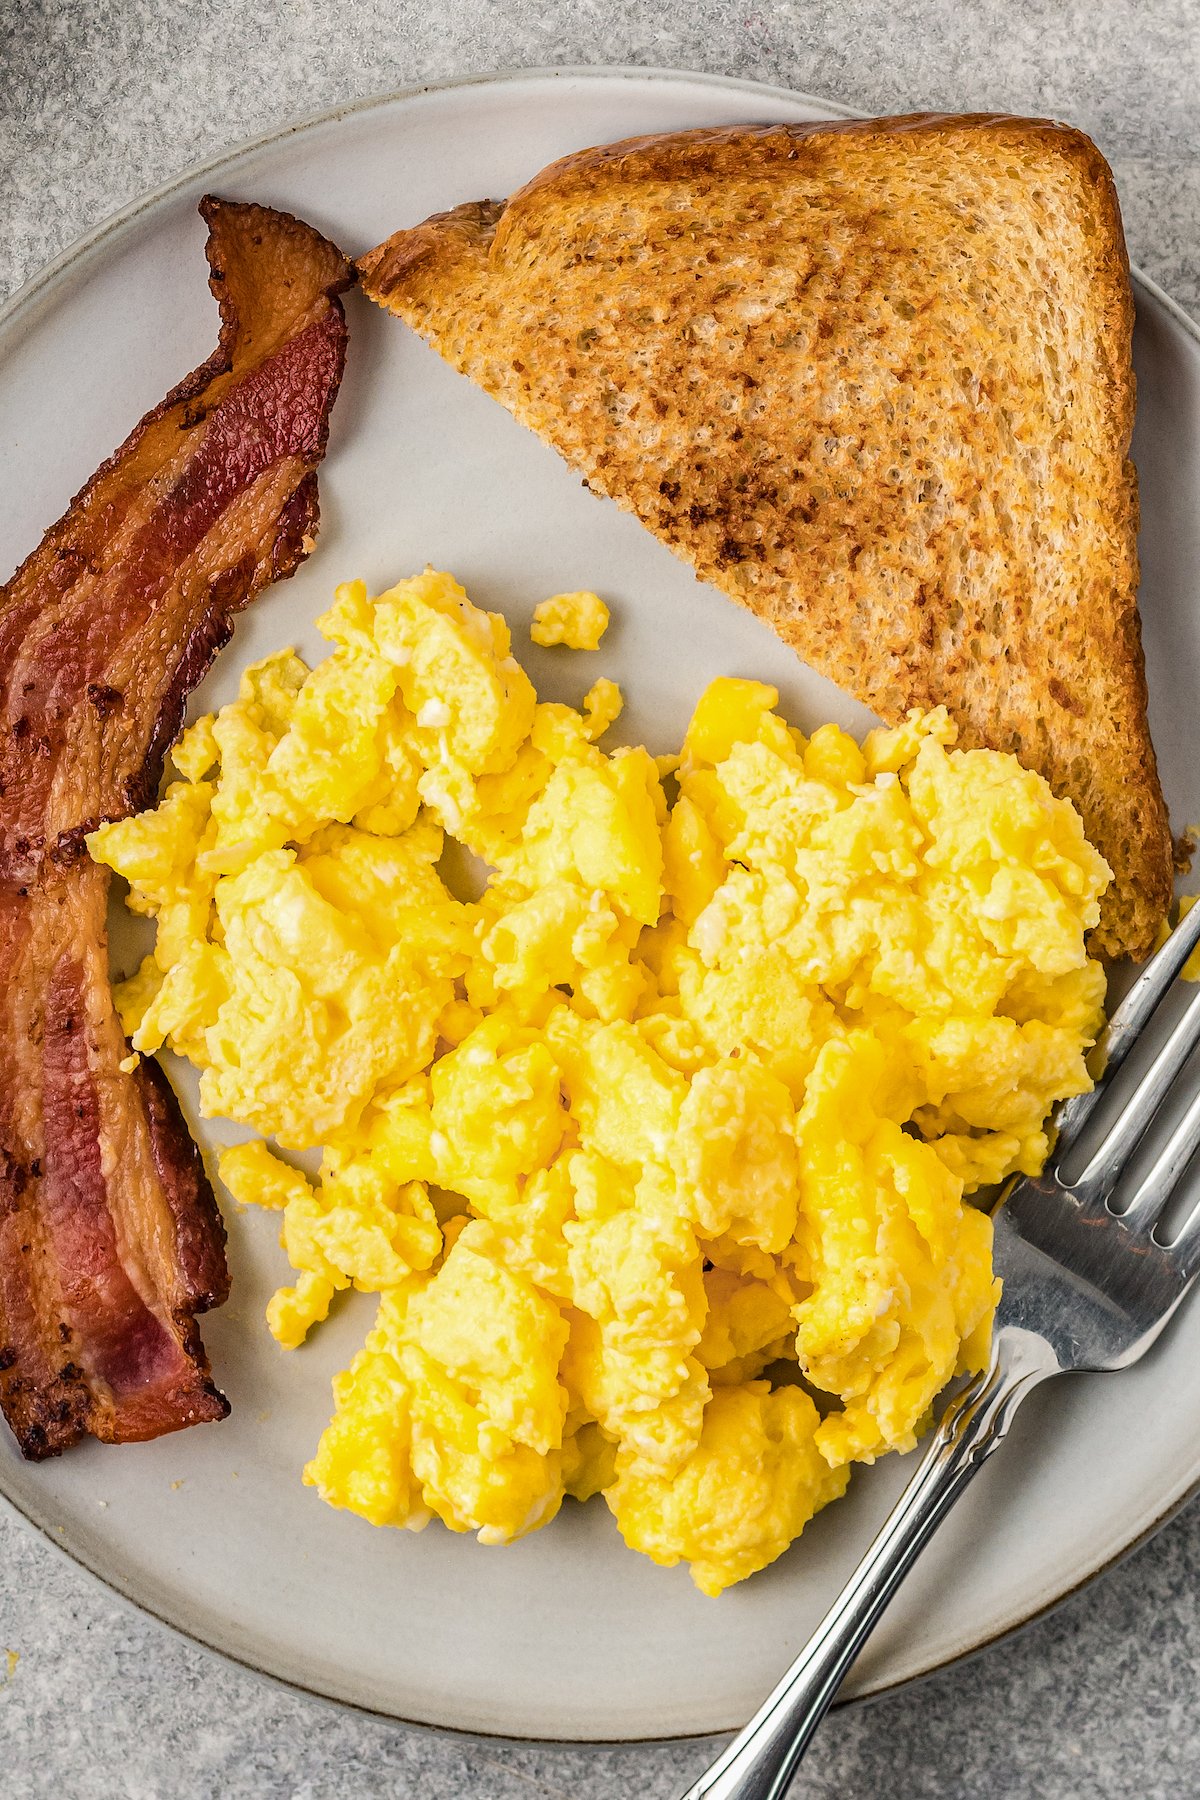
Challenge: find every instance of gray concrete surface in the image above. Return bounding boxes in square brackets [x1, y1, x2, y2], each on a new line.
[2, 3, 1199, 1794]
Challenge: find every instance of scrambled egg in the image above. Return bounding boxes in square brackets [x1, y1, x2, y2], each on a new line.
[89, 569, 1110, 1596]
[530, 589, 610, 650]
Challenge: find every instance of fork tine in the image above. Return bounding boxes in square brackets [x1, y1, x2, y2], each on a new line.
[1055, 898, 1200, 1158]
[1116, 1080, 1200, 1234]
[1067, 984, 1200, 1204]
[1163, 1193, 1200, 1280]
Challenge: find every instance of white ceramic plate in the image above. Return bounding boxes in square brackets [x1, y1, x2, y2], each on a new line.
[3, 69, 1200, 1745]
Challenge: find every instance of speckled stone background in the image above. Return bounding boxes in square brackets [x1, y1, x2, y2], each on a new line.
[2, 4, 1199, 1796]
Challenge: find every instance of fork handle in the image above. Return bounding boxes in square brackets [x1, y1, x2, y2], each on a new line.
[680, 1332, 1052, 1800]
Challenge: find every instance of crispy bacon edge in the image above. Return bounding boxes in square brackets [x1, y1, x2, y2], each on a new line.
[0, 198, 352, 1458]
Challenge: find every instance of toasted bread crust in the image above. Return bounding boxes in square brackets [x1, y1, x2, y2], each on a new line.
[359, 114, 1171, 960]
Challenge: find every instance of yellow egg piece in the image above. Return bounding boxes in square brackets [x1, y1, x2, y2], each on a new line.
[530, 589, 610, 650]
[608, 1383, 850, 1596]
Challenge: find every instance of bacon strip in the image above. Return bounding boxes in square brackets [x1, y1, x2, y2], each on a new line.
[0, 198, 351, 1457]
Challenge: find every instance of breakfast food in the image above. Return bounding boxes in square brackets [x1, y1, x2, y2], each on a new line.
[91, 570, 1110, 1592]
[358, 113, 1171, 963]
[530, 589, 610, 650]
[0, 198, 350, 1458]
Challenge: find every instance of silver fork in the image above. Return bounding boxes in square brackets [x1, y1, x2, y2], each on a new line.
[683, 901, 1200, 1800]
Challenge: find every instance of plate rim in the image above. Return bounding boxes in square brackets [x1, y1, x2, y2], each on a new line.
[0, 64, 858, 328]
[2, 62, 1200, 1746]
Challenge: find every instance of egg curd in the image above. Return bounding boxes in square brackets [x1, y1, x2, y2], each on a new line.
[88, 569, 1111, 1595]
[530, 589, 610, 650]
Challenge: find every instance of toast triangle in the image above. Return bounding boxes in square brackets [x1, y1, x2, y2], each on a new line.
[359, 113, 1172, 960]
